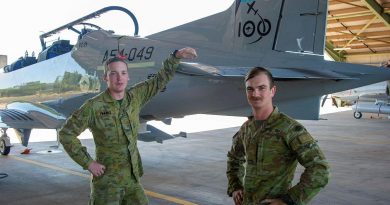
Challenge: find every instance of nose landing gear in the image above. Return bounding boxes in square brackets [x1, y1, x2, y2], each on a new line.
[0, 128, 11, 155]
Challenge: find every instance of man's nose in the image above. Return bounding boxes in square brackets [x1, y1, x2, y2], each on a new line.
[117, 74, 124, 81]
[252, 89, 261, 97]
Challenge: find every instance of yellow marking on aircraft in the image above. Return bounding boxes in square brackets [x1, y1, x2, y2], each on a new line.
[9, 155, 197, 205]
[127, 61, 155, 68]
[97, 61, 155, 70]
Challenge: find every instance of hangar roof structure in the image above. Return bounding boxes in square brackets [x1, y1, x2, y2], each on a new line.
[326, 0, 390, 66]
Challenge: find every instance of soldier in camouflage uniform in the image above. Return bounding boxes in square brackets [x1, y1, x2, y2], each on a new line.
[227, 67, 329, 205]
[59, 47, 197, 205]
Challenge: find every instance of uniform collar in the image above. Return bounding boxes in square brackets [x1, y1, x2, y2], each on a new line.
[101, 89, 116, 103]
[249, 106, 281, 128]
[101, 89, 130, 108]
[266, 106, 280, 123]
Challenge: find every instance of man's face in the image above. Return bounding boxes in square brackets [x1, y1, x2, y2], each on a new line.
[245, 74, 276, 110]
[103, 61, 129, 94]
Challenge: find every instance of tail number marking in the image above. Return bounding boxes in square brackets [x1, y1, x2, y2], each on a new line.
[102, 46, 154, 64]
[237, 1, 271, 44]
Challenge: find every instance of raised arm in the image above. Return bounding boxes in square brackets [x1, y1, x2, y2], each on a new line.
[131, 47, 197, 107]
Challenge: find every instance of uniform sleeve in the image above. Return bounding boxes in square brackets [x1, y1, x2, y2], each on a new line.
[58, 101, 94, 170]
[131, 54, 180, 107]
[286, 126, 330, 205]
[226, 131, 245, 196]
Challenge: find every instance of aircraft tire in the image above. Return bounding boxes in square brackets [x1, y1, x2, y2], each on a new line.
[0, 139, 10, 155]
[353, 112, 362, 119]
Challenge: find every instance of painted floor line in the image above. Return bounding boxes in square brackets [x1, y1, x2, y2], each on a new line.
[8, 155, 198, 205]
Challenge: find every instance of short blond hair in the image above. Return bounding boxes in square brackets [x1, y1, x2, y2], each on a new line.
[104, 57, 128, 75]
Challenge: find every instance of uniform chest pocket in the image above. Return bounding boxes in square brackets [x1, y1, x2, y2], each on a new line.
[257, 132, 290, 175]
[120, 113, 132, 134]
[94, 113, 119, 145]
[99, 115, 115, 127]
[126, 109, 140, 136]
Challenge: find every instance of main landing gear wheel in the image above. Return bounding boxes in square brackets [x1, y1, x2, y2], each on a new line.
[353, 112, 362, 119]
[0, 139, 10, 155]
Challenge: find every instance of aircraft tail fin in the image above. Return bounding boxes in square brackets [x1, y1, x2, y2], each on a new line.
[147, 0, 328, 55]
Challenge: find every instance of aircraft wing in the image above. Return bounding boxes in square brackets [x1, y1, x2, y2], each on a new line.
[178, 62, 359, 80]
[0, 102, 66, 129]
[0, 109, 45, 129]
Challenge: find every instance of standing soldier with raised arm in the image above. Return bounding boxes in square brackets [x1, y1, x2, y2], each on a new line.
[59, 47, 197, 204]
[227, 67, 329, 205]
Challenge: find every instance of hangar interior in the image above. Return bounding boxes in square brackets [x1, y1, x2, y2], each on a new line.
[0, 1, 389, 205]
[326, 0, 390, 66]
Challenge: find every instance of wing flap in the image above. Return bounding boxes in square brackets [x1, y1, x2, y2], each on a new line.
[178, 62, 358, 80]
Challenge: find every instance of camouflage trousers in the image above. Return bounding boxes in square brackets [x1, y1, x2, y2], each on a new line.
[89, 164, 148, 205]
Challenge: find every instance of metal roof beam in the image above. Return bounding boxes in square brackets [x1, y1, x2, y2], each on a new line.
[329, 7, 369, 15]
[345, 51, 390, 56]
[328, 14, 374, 22]
[341, 16, 377, 50]
[362, 0, 390, 27]
[327, 22, 384, 32]
[340, 44, 390, 49]
[330, 37, 390, 44]
[325, 41, 346, 61]
[329, 0, 361, 6]
[327, 30, 390, 40]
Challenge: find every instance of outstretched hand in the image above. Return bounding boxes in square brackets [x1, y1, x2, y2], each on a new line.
[175, 47, 197, 59]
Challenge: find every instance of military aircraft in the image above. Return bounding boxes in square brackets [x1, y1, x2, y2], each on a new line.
[1, 0, 390, 155]
[329, 81, 390, 119]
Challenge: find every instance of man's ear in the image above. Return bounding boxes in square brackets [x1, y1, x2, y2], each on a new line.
[271, 85, 276, 97]
[102, 73, 108, 82]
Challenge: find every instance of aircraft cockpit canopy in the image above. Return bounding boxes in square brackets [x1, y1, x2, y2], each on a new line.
[3, 51, 37, 73]
[2, 6, 138, 74]
[37, 40, 73, 62]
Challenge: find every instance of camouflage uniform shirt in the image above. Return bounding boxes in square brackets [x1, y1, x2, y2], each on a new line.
[227, 107, 330, 205]
[59, 55, 180, 184]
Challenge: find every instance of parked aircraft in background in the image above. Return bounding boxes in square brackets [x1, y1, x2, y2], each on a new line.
[1, 0, 390, 155]
[330, 81, 390, 119]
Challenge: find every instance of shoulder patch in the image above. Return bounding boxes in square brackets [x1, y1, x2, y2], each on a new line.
[290, 133, 314, 151]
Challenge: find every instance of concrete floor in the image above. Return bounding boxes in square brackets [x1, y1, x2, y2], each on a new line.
[0, 110, 389, 205]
